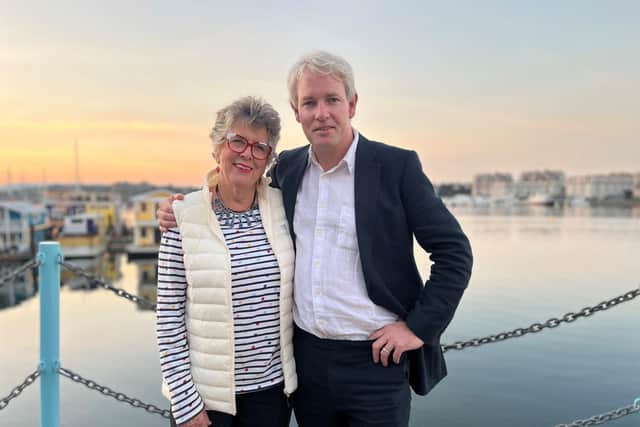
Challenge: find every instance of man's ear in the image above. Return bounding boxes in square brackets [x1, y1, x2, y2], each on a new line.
[291, 102, 301, 123]
[348, 93, 358, 119]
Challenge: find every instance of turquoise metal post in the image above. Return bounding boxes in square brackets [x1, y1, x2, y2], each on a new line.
[39, 242, 61, 427]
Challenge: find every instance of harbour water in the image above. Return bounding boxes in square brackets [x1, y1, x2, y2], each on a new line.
[1, 207, 639, 426]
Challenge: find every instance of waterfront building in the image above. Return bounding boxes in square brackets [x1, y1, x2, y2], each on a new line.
[43, 189, 122, 234]
[634, 173, 640, 200]
[515, 170, 565, 204]
[472, 173, 514, 199]
[126, 189, 172, 258]
[0, 201, 49, 256]
[566, 173, 634, 201]
[84, 202, 120, 236]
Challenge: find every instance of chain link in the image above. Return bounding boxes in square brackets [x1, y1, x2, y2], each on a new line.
[0, 259, 39, 289]
[5, 259, 639, 424]
[0, 368, 41, 410]
[442, 286, 640, 353]
[57, 366, 170, 419]
[556, 401, 640, 426]
[60, 261, 156, 310]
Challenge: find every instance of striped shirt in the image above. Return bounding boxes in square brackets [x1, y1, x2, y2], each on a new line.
[156, 203, 283, 424]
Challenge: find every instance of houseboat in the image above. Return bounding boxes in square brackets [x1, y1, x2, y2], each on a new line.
[0, 201, 49, 261]
[44, 189, 122, 236]
[58, 213, 107, 258]
[125, 189, 172, 259]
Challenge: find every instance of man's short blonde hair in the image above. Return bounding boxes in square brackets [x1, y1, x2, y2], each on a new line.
[287, 50, 356, 107]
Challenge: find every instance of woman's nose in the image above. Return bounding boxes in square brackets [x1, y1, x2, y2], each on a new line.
[239, 143, 253, 158]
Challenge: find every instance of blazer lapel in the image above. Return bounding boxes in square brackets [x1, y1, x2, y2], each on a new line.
[354, 135, 380, 256]
[281, 147, 308, 238]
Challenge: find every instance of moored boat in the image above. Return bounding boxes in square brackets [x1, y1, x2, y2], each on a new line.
[58, 213, 107, 258]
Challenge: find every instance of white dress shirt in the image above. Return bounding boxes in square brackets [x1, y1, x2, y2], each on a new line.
[292, 130, 398, 340]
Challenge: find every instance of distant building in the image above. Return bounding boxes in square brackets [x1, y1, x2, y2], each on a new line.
[84, 202, 120, 235]
[58, 213, 108, 259]
[0, 202, 48, 254]
[515, 170, 565, 201]
[43, 189, 122, 234]
[566, 173, 633, 201]
[436, 183, 472, 198]
[472, 173, 514, 199]
[126, 189, 172, 258]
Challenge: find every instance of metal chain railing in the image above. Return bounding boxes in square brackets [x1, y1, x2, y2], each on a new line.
[0, 259, 39, 289]
[3, 255, 639, 425]
[556, 399, 640, 426]
[0, 368, 41, 410]
[442, 286, 640, 353]
[59, 261, 156, 310]
[2, 365, 638, 426]
[57, 366, 170, 419]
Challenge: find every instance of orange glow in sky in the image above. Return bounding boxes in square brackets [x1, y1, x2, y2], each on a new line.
[2, 3, 639, 185]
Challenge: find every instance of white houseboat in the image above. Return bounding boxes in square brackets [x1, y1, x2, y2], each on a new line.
[58, 213, 107, 258]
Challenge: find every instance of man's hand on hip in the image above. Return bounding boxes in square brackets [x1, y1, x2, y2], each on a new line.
[157, 194, 184, 232]
[369, 321, 424, 367]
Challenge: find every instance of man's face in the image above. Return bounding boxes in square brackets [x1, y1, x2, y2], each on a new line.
[293, 70, 357, 152]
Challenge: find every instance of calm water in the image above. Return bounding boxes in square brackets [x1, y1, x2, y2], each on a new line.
[1, 208, 639, 427]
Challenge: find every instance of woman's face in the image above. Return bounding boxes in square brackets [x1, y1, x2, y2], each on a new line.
[215, 122, 270, 192]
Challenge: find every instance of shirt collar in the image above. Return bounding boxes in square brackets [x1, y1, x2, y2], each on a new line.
[307, 128, 359, 174]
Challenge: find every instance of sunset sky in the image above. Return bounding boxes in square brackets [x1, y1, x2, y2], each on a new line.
[1, 1, 639, 186]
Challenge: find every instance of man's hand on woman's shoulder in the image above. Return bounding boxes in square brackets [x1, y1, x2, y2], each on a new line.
[157, 193, 184, 232]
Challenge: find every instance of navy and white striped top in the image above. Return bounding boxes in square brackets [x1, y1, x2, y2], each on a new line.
[156, 204, 283, 424]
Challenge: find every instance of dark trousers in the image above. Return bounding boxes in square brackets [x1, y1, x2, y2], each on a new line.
[293, 325, 411, 427]
[170, 383, 290, 427]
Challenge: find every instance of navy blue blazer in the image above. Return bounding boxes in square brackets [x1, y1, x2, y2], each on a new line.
[269, 134, 473, 395]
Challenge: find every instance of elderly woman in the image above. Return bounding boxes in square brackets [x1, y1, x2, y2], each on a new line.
[156, 96, 297, 427]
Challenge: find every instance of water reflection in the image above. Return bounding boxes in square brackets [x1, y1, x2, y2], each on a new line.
[2, 204, 638, 312]
[0, 264, 37, 310]
[60, 254, 122, 290]
[2, 209, 640, 427]
[0, 253, 157, 311]
[133, 259, 159, 311]
[452, 204, 640, 218]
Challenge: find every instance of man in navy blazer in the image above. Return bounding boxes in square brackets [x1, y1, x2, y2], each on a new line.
[158, 50, 472, 426]
[269, 51, 473, 427]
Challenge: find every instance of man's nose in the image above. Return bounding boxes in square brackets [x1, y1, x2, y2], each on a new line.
[314, 102, 330, 120]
